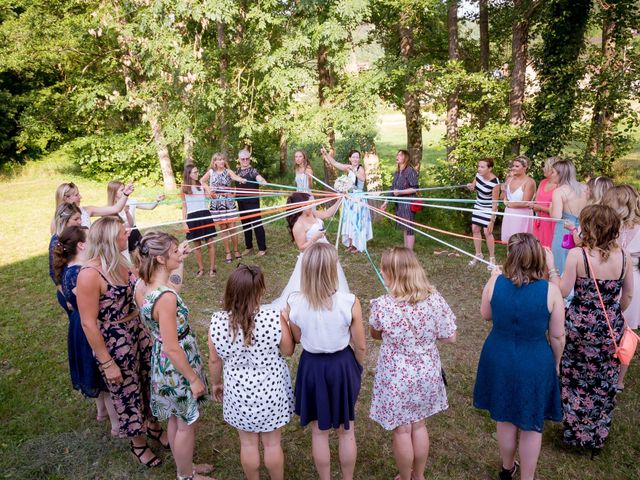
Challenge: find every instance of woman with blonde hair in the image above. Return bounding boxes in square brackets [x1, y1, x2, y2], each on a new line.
[283, 242, 366, 480]
[586, 175, 614, 205]
[602, 184, 640, 391]
[500, 155, 536, 242]
[200, 152, 247, 262]
[77, 216, 167, 468]
[134, 232, 214, 480]
[549, 160, 588, 274]
[474, 233, 565, 480]
[209, 265, 294, 480]
[106, 180, 164, 256]
[547, 205, 633, 456]
[369, 247, 457, 480]
[51, 181, 133, 232]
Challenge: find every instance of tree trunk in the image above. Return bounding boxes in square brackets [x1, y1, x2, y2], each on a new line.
[146, 108, 177, 190]
[217, 22, 230, 156]
[318, 43, 337, 183]
[399, 11, 423, 170]
[509, 13, 529, 155]
[479, 0, 490, 127]
[279, 128, 287, 176]
[446, 1, 459, 161]
[183, 127, 194, 166]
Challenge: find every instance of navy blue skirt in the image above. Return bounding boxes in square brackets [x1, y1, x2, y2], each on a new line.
[295, 346, 363, 430]
[68, 310, 106, 398]
[186, 210, 217, 241]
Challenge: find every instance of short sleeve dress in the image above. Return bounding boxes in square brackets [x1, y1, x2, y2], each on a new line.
[369, 293, 456, 430]
[209, 308, 293, 432]
[138, 286, 209, 424]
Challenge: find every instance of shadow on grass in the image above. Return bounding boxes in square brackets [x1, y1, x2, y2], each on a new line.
[1, 220, 639, 479]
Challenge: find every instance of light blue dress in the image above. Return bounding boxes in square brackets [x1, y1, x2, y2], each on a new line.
[550, 212, 579, 275]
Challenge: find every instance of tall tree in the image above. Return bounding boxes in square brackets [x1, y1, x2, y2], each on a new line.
[509, 0, 541, 155]
[527, 0, 592, 159]
[479, 0, 489, 127]
[446, 0, 459, 160]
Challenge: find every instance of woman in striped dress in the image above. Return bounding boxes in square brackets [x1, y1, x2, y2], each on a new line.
[466, 158, 500, 270]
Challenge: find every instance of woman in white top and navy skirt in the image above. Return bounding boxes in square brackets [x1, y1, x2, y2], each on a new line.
[283, 242, 366, 480]
[181, 164, 217, 276]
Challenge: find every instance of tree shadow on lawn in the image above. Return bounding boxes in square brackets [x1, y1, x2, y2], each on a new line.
[1, 223, 639, 479]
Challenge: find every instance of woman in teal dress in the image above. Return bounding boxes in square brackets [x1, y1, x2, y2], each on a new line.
[474, 233, 565, 480]
[134, 231, 214, 480]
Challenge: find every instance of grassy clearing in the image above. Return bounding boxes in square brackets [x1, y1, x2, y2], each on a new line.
[1, 127, 639, 479]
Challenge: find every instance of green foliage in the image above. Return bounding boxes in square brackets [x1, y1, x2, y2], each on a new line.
[526, 0, 592, 159]
[69, 129, 162, 184]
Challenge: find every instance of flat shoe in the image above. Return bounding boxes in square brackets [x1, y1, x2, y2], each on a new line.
[209, 269, 217, 277]
[224, 253, 232, 264]
[234, 251, 242, 260]
[257, 250, 267, 257]
[196, 270, 204, 277]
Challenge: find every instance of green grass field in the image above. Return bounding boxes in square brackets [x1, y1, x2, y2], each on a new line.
[0, 118, 639, 479]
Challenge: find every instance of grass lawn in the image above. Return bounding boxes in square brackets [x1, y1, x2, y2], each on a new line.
[0, 122, 639, 479]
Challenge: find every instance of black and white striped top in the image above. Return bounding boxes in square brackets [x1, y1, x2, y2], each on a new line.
[472, 173, 500, 227]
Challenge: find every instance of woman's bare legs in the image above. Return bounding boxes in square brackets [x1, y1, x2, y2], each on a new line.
[337, 422, 357, 480]
[404, 231, 415, 250]
[392, 424, 413, 480]
[518, 431, 542, 480]
[484, 226, 496, 258]
[496, 422, 517, 471]
[471, 224, 483, 256]
[310, 422, 331, 480]
[192, 240, 204, 273]
[261, 429, 284, 480]
[410, 420, 429, 480]
[238, 430, 260, 480]
[206, 243, 216, 274]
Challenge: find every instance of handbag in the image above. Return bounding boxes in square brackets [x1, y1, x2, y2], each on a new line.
[584, 249, 639, 366]
[410, 200, 423, 213]
[561, 233, 575, 249]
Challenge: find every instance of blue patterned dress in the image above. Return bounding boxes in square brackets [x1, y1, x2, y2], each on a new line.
[138, 286, 209, 424]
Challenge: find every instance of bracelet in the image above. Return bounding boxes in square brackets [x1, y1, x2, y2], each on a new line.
[100, 359, 115, 369]
[123, 192, 130, 197]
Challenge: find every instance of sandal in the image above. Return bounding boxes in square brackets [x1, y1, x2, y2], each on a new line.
[234, 250, 242, 260]
[498, 461, 518, 480]
[257, 250, 267, 257]
[468, 253, 484, 267]
[209, 269, 217, 277]
[130, 441, 162, 467]
[224, 252, 232, 264]
[196, 270, 204, 277]
[147, 426, 170, 449]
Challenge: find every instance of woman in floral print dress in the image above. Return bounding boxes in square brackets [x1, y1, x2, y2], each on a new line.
[547, 205, 634, 456]
[134, 231, 214, 480]
[369, 247, 457, 480]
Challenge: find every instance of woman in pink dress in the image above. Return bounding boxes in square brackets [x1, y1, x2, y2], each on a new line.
[530, 157, 559, 248]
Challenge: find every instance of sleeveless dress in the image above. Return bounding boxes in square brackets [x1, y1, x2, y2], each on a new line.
[184, 186, 217, 241]
[550, 212, 579, 275]
[532, 179, 557, 248]
[369, 293, 456, 430]
[473, 276, 562, 432]
[208, 169, 238, 221]
[138, 286, 209, 424]
[209, 307, 293, 432]
[82, 266, 153, 438]
[62, 264, 106, 398]
[561, 249, 626, 450]
[391, 166, 419, 235]
[340, 167, 373, 252]
[264, 218, 350, 312]
[471, 174, 500, 227]
[295, 171, 310, 192]
[620, 225, 640, 329]
[501, 182, 533, 242]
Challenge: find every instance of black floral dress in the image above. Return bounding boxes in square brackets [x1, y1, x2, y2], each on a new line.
[561, 248, 626, 450]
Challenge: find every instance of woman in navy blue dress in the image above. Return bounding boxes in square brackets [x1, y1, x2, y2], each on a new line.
[473, 233, 565, 480]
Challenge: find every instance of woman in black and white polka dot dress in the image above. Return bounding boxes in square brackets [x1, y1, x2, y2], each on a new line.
[208, 264, 294, 480]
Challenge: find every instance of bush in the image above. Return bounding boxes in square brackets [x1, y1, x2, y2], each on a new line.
[69, 129, 162, 184]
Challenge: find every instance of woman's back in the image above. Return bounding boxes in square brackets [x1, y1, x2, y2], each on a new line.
[556, 184, 587, 217]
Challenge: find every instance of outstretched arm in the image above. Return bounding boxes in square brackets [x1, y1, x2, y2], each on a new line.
[84, 183, 135, 217]
[320, 146, 350, 172]
[314, 198, 342, 220]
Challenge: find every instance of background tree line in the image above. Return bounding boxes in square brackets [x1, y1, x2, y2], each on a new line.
[0, 0, 638, 189]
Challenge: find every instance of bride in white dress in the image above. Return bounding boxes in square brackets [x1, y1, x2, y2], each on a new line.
[266, 192, 350, 311]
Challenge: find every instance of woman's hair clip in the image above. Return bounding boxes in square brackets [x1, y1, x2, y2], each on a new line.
[139, 242, 150, 256]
